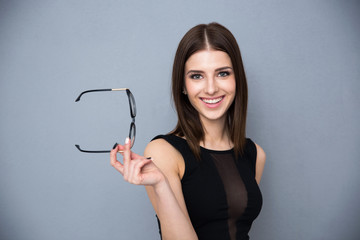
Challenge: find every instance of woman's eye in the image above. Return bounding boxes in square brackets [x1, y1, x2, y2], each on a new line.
[218, 71, 230, 77]
[190, 74, 203, 80]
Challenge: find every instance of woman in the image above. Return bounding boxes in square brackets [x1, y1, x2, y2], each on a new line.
[110, 22, 266, 240]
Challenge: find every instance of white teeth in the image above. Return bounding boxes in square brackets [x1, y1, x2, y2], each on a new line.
[202, 97, 223, 104]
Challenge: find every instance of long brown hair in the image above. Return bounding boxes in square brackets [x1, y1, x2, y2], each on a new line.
[170, 22, 248, 160]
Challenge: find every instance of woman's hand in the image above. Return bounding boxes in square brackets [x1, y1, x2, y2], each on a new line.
[110, 137, 165, 186]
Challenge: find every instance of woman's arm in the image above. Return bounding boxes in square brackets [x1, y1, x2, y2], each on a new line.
[110, 138, 197, 240]
[254, 143, 266, 184]
[144, 139, 197, 240]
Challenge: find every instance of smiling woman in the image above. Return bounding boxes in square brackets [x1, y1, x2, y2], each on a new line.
[110, 22, 266, 240]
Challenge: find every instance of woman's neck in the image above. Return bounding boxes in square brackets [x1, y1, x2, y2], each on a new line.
[200, 118, 233, 150]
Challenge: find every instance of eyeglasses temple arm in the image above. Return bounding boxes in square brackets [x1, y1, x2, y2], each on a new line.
[75, 88, 130, 102]
[111, 88, 128, 91]
[75, 144, 110, 153]
[75, 89, 112, 102]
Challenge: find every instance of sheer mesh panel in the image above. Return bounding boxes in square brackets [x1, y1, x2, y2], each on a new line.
[211, 153, 248, 240]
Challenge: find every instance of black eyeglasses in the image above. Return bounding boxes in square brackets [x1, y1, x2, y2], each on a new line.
[74, 88, 136, 153]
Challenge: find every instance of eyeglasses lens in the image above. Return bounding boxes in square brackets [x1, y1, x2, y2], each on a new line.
[127, 91, 136, 118]
[129, 122, 136, 148]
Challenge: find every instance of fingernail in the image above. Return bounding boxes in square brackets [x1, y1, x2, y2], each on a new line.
[125, 137, 130, 144]
[112, 143, 118, 149]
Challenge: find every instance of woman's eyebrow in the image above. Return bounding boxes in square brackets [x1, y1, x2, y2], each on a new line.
[186, 70, 204, 75]
[215, 66, 233, 71]
[186, 66, 233, 75]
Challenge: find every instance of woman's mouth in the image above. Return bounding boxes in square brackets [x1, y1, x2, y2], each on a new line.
[200, 96, 224, 107]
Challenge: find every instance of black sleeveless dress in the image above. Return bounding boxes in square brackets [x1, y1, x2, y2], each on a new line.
[152, 135, 262, 240]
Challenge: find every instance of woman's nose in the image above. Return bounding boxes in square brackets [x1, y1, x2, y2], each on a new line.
[205, 77, 218, 95]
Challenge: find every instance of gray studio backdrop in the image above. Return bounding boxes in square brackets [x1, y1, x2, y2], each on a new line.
[1, 1, 359, 239]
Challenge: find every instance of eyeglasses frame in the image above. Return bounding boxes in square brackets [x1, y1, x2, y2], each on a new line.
[74, 88, 136, 153]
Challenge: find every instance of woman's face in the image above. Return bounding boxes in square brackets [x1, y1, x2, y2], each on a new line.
[184, 49, 236, 125]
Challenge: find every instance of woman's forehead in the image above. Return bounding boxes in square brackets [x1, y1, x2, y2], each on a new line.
[185, 50, 232, 72]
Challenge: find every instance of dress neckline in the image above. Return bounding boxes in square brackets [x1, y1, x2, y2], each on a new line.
[171, 134, 234, 153]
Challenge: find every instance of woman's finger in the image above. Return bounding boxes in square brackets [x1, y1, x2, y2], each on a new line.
[131, 151, 145, 159]
[110, 140, 154, 185]
[115, 140, 145, 160]
[128, 158, 152, 185]
[110, 145, 124, 174]
[122, 137, 131, 180]
[117, 143, 125, 155]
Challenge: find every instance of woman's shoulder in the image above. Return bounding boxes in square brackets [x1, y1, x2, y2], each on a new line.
[145, 136, 177, 155]
[146, 134, 187, 154]
[144, 135, 185, 176]
[245, 138, 264, 155]
[254, 142, 266, 169]
[245, 138, 266, 183]
[245, 137, 265, 157]
[244, 137, 265, 163]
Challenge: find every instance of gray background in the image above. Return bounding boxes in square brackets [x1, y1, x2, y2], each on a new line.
[1, 0, 359, 239]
